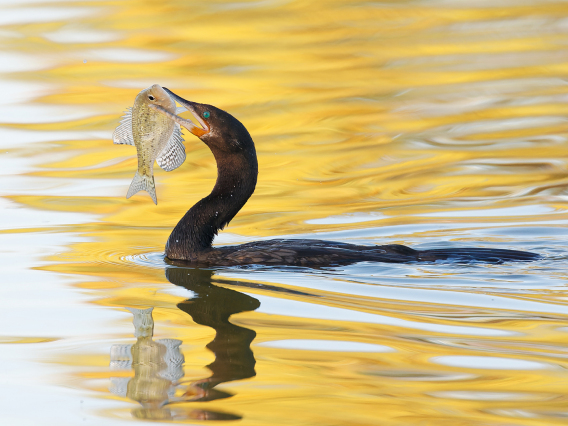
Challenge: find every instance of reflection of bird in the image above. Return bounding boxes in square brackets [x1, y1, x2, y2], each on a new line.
[166, 267, 259, 402]
[109, 268, 259, 421]
[150, 88, 540, 266]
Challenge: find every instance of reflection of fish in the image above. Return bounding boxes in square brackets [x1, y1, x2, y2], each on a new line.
[109, 307, 185, 420]
[113, 84, 185, 204]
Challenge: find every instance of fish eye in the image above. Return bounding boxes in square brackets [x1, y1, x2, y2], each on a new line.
[203, 111, 210, 119]
[148, 95, 155, 101]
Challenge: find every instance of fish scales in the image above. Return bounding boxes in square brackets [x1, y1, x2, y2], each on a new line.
[113, 84, 186, 204]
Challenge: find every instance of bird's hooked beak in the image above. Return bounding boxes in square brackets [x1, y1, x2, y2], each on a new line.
[149, 88, 209, 138]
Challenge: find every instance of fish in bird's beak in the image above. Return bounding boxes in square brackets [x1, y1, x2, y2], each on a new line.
[113, 84, 186, 204]
[149, 88, 210, 138]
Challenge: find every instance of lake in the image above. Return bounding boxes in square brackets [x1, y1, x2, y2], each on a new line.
[1, 0, 568, 425]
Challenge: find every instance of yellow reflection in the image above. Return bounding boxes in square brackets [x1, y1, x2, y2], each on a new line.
[3, 0, 568, 425]
[6, 0, 566, 249]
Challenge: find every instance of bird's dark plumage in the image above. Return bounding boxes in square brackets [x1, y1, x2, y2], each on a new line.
[151, 88, 540, 267]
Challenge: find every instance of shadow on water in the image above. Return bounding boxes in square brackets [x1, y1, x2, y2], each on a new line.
[109, 267, 260, 421]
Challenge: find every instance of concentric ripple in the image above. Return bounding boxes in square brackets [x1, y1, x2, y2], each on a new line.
[122, 251, 167, 269]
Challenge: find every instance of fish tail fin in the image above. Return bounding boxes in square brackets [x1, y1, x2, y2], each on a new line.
[126, 171, 157, 204]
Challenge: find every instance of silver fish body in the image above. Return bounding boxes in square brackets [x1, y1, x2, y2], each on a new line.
[113, 84, 186, 204]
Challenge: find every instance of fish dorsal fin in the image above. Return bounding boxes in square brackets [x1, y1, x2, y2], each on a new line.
[112, 108, 135, 146]
[156, 123, 186, 172]
[176, 106, 187, 114]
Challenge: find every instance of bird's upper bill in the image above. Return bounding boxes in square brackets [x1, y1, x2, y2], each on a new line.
[149, 88, 209, 138]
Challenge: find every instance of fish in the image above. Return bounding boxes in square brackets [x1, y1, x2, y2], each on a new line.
[113, 84, 186, 204]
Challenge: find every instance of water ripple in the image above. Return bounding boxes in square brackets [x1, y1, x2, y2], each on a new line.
[122, 252, 166, 269]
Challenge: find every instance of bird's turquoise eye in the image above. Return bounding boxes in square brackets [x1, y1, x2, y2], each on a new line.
[203, 111, 210, 119]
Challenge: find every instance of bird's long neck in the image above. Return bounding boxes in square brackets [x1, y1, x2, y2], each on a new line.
[165, 144, 258, 260]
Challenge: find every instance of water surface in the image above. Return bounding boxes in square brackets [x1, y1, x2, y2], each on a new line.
[1, 0, 568, 425]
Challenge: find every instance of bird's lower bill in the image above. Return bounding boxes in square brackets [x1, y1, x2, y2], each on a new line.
[149, 104, 209, 137]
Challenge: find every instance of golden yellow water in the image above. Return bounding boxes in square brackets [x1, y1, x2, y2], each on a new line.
[2, 0, 568, 424]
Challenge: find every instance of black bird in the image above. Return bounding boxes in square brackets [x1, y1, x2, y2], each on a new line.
[149, 88, 540, 267]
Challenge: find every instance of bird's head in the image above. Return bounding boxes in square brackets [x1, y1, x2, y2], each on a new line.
[150, 88, 253, 154]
